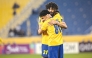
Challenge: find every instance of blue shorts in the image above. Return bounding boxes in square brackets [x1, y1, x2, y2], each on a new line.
[42, 44, 48, 57]
[48, 44, 63, 58]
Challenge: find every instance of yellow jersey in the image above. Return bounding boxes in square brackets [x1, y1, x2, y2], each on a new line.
[41, 19, 63, 46]
[38, 17, 48, 45]
[52, 12, 63, 34]
[52, 12, 63, 22]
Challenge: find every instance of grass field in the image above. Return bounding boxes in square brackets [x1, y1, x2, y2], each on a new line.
[0, 53, 92, 58]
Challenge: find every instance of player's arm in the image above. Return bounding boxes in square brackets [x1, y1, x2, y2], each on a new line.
[38, 29, 43, 34]
[56, 21, 67, 29]
[55, 15, 67, 29]
[38, 22, 48, 34]
[49, 20, 67, 29]
[38, 25, 44, 34]
[38, 17, 43, 34]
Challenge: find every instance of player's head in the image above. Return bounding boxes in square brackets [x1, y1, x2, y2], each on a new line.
[39, 10, 51, 21]
[46, 2, 58, 15]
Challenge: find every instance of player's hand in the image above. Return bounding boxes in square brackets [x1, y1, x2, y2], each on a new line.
[38, 24, 42, 29]
[60, 22, 66, 24]
[59, 22, 67, 29]
[38, 24, 42, 34]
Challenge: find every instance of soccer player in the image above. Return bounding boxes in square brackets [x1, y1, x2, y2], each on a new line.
[38, 10, 67, 58]
[38, 12, 51, 58]
[46, 2, 65, 28]
[38, 2, 67, 58]
[38, 19, 49, 58]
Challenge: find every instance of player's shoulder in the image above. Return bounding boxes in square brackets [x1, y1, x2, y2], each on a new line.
[55, 12, 62, 17]
[53, 12, 63, 19]
[53, 11, 60, 17]
[43, 19, 50, 24]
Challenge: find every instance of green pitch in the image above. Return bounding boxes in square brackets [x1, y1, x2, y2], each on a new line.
[0, 53, 92, 58]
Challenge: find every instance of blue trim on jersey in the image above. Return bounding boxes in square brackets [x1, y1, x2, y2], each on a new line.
[42, 44, 48, 57]
[48, 44, 63, 58]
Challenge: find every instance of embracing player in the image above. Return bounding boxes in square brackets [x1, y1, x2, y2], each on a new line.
[38, 9, 67, 58]
[38, 2, 67, 58]
[38, 18, 49, 58]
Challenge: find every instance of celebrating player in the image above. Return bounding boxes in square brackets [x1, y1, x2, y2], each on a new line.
[46, 2, 66, 28]
[38, 9, 67, 58]
[38, 2, 67, 58]
[38, 11, 50, 58]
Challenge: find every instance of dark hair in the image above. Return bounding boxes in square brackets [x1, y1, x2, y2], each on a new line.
[39, 10, 50, 17]
[46, 2, 58, 10]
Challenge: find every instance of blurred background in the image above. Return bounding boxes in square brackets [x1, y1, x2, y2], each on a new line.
[0, 0, 92, 58]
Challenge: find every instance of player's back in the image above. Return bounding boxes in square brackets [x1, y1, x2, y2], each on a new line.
[49, 12, 63, 46]
[42, 19, 63, 46]
[52, 12, 63, 22]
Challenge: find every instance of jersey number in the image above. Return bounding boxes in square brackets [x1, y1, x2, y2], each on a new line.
[54, 25, 62, 34]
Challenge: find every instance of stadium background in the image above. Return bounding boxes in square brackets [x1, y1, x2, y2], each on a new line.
[0, 0, 92, 58]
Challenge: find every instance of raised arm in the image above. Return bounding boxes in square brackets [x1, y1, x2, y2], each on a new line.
[38, 21, 48, 34]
